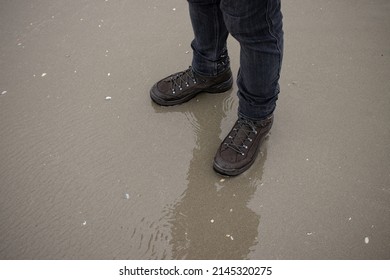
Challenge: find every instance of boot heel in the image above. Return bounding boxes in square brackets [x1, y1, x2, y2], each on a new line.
[207, 76, 233, 94]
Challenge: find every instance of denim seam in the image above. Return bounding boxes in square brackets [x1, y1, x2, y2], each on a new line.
[265, 0, 282, 75]
[213, 4, 219, 76]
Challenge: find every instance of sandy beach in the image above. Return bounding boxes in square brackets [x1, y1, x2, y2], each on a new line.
[1, 0, 389, 259]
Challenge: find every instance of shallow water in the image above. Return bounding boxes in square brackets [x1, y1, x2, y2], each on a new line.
[1, 0, 390, 259]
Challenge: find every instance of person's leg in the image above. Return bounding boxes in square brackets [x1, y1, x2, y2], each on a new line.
[213, 0, 283, 176]
[221, 0, 283, 120]
[188, 0, 230, 76]
[150, 0, 233, 106]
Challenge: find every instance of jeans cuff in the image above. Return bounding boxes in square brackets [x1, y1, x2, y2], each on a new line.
[191, 47, 230, 76]
[238, 101, 276, 121]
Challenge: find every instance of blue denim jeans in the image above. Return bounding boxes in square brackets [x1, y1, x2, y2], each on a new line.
[188, 0, 283, 120]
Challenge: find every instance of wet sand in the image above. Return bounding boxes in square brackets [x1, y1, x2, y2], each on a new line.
[1, 0, 389, 259]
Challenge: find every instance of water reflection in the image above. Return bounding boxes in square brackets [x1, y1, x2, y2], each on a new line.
[152, 91, 268, 259]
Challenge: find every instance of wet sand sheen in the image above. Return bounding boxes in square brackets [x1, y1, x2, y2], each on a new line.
[1, 0, 390, 259]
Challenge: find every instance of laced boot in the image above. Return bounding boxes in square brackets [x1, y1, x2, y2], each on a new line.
[150, 67, 233, 106]
[213, 114, 273, 176]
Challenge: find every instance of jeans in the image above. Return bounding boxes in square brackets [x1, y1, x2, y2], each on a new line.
[188, 0, 283, 120]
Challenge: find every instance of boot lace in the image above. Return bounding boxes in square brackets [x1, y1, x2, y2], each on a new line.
[224, 118, 259, 156]
[170, 67, 198, 94]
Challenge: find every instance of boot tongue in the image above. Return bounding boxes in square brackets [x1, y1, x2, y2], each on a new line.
[222, 120, 255, 156]
[235, 121, 252, 144]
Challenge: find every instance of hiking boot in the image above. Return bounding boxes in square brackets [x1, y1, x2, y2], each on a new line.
[150, 67, 233, 106]
[213, 114, 273, 176]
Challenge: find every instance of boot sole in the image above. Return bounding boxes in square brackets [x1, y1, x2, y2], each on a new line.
[150, 76, 233, 106]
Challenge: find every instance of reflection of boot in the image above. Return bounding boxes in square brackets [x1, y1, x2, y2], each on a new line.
[169, 144, 269, 260]
[214, 115, 273, 176]
[150, 67, 233, 106]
